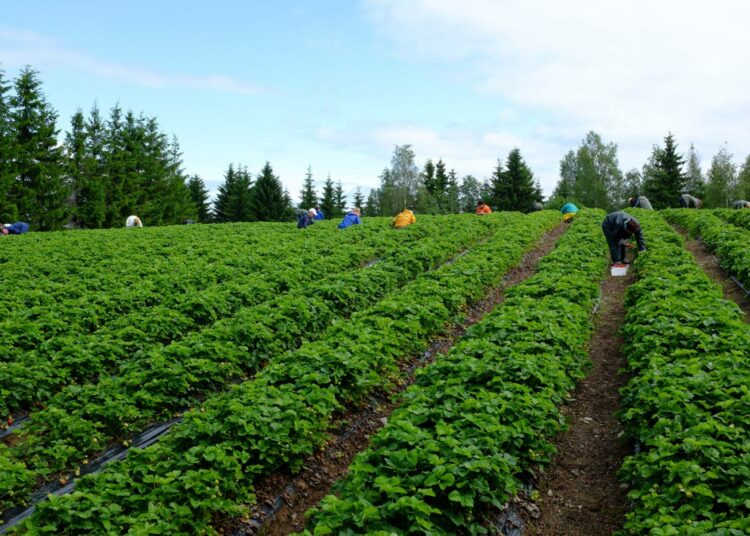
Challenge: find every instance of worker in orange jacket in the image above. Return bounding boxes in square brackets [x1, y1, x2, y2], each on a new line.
[476, 200, 492, 215]
[392, 208, 416, 229]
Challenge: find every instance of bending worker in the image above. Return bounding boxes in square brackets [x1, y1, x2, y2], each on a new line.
[476, 200, 492, 215]
[628, 196, 653, 210]
[678, 194, 702, 209]
[126, 215, 143, 227]
[1, 222, 30, 235]
[560, 202, 578, 222]
[392, 208, 416, 229]
[731, 200, 750, 209]
[602, 211, 646, 265]
[338, 207, 361, 229]
[297, 208, 317, 229]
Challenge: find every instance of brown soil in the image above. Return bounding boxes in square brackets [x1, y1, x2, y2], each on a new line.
[677, 231, 750, 319]
[223, 222, 569, 536]
[519, 265, 635, 536]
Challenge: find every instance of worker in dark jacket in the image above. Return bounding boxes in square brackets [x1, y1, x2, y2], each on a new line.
[297, 208, 317, 229]
[731, 200, 750, 209]
[1, 222, 30, 235]
[679, 194, 702, 208]
[337, 207, 361, 229]
[628, 196, 653, 210]
[601, 211, 646, 265]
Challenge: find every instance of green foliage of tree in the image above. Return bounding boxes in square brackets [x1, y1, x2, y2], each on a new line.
[187, 175, 211, 222]
[684, 143, 706, 199]
[251, 162, 292, 221]
[459, 175, 482, 213]
[642, 133, 685, 208]
[334, 180, 347, 215]
[550, 132, 622, 210]
[363, 188, 379, 216]
[352, 187, 365, 210]
[299, 166, 317, 209]
[9, 67, 68, 230]
[735, 154, 750, 201]
[213, 164, 253, 222]
[705, 145, 737, 208]
[319, 174, 336, 220]
[0, 67, 15, 223]
[488, 148, 540, 212]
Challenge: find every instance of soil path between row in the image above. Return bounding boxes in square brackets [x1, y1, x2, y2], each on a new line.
[675, 229, 750, 319]
[521, 266, 634, 536]
[224, 222, 570, 536]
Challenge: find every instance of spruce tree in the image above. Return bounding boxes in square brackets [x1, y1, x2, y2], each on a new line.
[10, 67, 68, 230]
[319, 175, 336, 219]
[364, 189, 379, 216]
[353, 187, 365, 210]
[489, 148, 537, 212]
[643, 133, 685, 208]
[187, 175, 211, 222]
[334, 180, 347, 214]
[0, 67, 16, 223]
[299, 166, 317, 209]
[251, 162, 290, 221]
[213, 163, 253, 222]
[421, 159, 436, 195]
[459, 175, 482, 213]
[75, 105, 107, 228]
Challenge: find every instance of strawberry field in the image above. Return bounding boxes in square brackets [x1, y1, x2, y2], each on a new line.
[2, 209, 750, 535]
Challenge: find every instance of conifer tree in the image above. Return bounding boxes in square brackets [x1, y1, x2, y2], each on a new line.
[459, 175, 482, 213]
[75, 105, 107, 228]
[334, 180, 347, 214]
[489, 148, 538, 212]
[187, 175, 211, 222]
[643, 133, 685, 208]
[299, 166, 317, 209]
[10, 67, 68, 229]
[364, 189, 379, 216]
[251, 162, 291, 221]
[0, 68, 17, 223]
[213, 163, 253, 222]
[353, 187, 365, 210]
[319, 174, 336, 220]
[421, 159, 436, 196]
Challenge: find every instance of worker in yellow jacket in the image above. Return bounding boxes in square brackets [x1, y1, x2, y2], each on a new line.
[392, 208, 416, 229]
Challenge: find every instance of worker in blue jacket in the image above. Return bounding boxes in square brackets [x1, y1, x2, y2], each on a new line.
[2, 222, 30, 235]
[601, 211, 646, 265]
[313, 207, 325, 220]
[338, 207, 361, 229]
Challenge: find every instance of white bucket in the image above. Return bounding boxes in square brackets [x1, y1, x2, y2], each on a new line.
[611, 265, 628, 277]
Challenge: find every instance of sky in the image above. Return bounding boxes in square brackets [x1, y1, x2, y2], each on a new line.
[2, 0, 750, 203]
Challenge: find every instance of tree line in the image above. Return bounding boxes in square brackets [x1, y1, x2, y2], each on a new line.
[3, 66, 750, 231]
[551, 131, 750, 210]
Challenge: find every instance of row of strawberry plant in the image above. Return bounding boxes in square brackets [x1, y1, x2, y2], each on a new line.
[0, 221, 395, 362]
[662, 208, 750, 289]
[0, 218, 452, 417]
[0, 214, 508, 513]
[12, 212, 560, 534]
[617, 210, 750, 534]
[300, 209, 608, 535]
[713, 207, 750, 231]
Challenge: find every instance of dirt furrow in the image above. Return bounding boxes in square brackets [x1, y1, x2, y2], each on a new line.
[676, 230, 750, 319]
[221, 222, 569, 536]
[520, 268, 633, 536]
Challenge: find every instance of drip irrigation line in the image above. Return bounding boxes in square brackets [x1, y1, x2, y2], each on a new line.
[0, 417, 181, 534]
[0, 416, 28, 440]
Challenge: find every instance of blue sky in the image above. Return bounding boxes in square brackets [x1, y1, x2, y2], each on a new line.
[2, 0, 750, 203]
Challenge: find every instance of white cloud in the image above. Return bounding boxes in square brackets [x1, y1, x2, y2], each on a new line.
[0, 28, 266, 95]
[363, 0, 750, 191]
